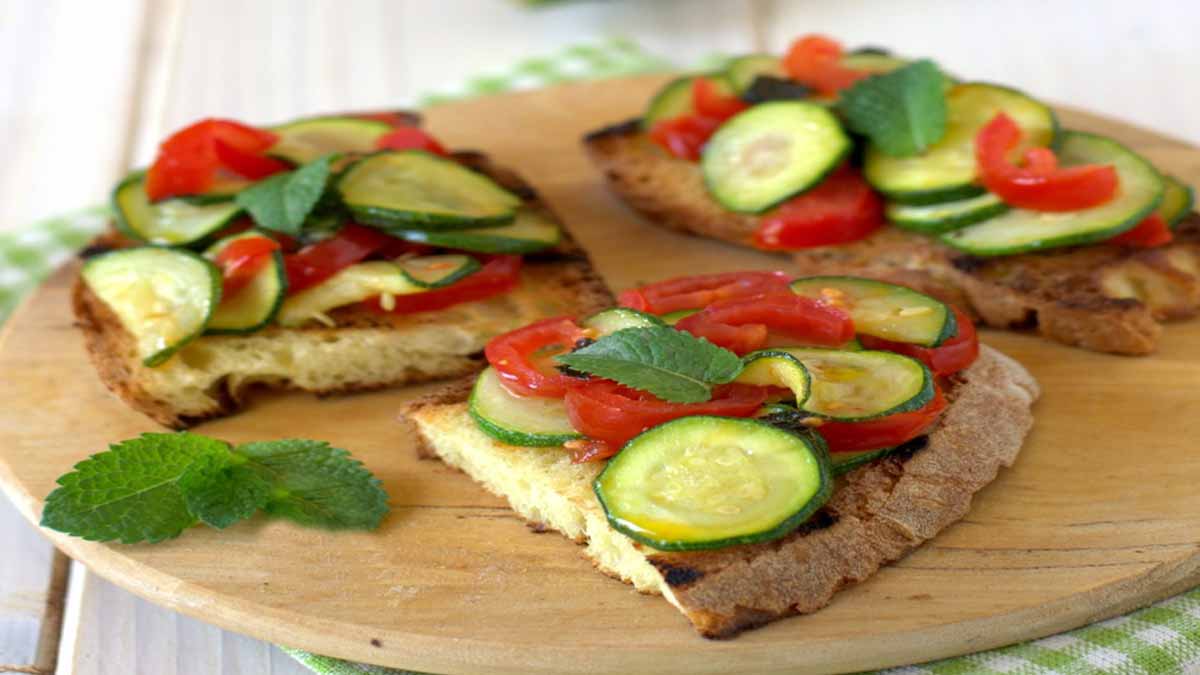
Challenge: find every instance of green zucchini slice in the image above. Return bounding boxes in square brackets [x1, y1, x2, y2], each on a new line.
[1159, 175, 1195, 227]
[581, 308, 664, 336]
[702, 101, 851, 213]
[81, 247, 221, 367]
[112, 173, 243, 246]
[775, 348, 934, 421]
[337, 150, 521, 229]
[178, 175, 256, 204]
[269, 116, 392, 165]
[886, 192, 1008, 234]
[203, 231, 287, 334]
[659, 308, 699, 325]
[942, 132, 1164, 256]
[865, 83, 1058, 205]
[735, 350, 811, 406]
[275, 260, 420, 327]
[469, 367, 582, 447]
[386, 206, 561, 254]
[398, 254, 481, 288]
[642, 74, 735, 129]
[725, 54, 785, 94]
[790, 276, 956, 346]
[594, 416, 832, 551]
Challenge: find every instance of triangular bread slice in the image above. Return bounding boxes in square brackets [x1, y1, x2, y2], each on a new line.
[74, 151, 614, 428]
[406, 345, 1038, 637]
[584, 120, 1200, 355]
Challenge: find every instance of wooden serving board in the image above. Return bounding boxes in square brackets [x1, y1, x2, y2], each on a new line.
[2, 76, 1199, 675]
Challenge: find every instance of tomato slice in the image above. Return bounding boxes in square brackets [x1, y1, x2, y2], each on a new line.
[375, 127, 448, 155]
[564, 380, 768, 447]
[213, 138, 290, 179]
[215, 236, 280, 298]
[146, 119, 282, 201]
[648, 114, 721, 161]
[976, 113, 1118, 212]
[781, 35, 869, 96]
[1108, 213, 1173, 248]
[282, 223, 392, 293]
[692, 76, 748, 120]
[564, 438, 620, 464]
[617, 271, 792, 314]
[374, 254, 522, 315]
[859, 307, 979, 375]
[485, 316, 587, 398]
[754, 164, 884, 250]
[817, 386, 947, 453]
[675, 292, 855, 354]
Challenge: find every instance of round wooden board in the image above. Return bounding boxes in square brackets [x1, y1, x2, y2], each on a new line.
[2, 76, 1200, 675]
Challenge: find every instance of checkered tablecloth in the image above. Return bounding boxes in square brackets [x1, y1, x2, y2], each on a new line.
[4, 39, 1199, 675]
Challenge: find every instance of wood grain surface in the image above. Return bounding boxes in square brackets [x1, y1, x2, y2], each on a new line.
[1, 76, 1199, 675]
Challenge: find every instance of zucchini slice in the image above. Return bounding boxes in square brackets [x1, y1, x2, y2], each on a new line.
[468, 367, 582, 447]
[112, 173, 243, 246]
[386, 206, 561, 254]
[830, 436, 927, 476]
[594, 416, 832, 551]
[775, 348, 933, 421]
[275, 260, 421, 327]
[1160, 175, 1195, 227]
[203, 232, 287, 334]
[179, 175, 256, 204]
[886, 192, 1008, 234]
[581, 308, 664, 336]
[702, 101, 851, 213]
[337, 150, 521, 229]
[790, 276, 956, 346]
[725, 54, 785, 94]
[735, 350, 811, 406]
[659, 308, 699, 325]
[942, 132, 1165, 256]
[642, 74, 735, 129]
[269, 116, 392, 165]
[865, 83, 1058, 205]
[81, 248, 221, 367]
[397, 254, 481, 288]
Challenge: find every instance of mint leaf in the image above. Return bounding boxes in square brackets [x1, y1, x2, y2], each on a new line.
[41, 433, 229, 543]
[235, 440, 390, 530]
[838, 60, 947, 157]
[178, 454, 271, 529]
[234, 155, 332, 235]
[555, 326, 742, 403]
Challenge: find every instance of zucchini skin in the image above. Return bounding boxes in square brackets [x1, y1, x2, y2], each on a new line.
[467, 405, 581, 447]
[203, 249, 287, 335]
[887, 196, 1009, 234]
[594, 416, 834, 552]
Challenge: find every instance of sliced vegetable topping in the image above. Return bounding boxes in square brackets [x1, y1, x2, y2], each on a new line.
[735, 350, 811, 405]
[580, 308, 665, 336]
[646, 76, 747, 160]
[816, 385, 946, 453]
[275, 260, 420, 327]
[369, 254, 522, 315]
[1158, 175, 1195, 227]
[146, 119, 284, 201]
[374, 126, 448, 155]
[753, 164, 884, 249]
[268, 116, 392, 165]
[385, 206, 561, 254]
[617, 270, 792, 315]
[469, 367, 582, 447]
[859, 307, 978, 376]
[113, 173, 244, 246]
[1108, 213, 1173, 248]
[282, 223, 392, 293]
[886, 192, 1008, 234]
[81, 248, 221, 366]
[781, 35, 869, 96]
[789, 276, 956, 346]
[204, 232, 287, 334]
[594, 416, 832, 551]
[397, 254, 480, 288]
[675, 292, 855, 354]
[485, 317, 587, 398]
[778, 348, 933, 421]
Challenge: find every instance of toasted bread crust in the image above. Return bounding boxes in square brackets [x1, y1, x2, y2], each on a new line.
[75, 150, 614, 427]
[407, 345, 1038, 637]
[583, 123, 1200, 355]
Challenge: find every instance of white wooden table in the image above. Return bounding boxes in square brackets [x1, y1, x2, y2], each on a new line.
[2, 1, 1197, 671]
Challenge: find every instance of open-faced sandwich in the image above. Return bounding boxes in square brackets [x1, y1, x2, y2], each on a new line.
[75, 113, 610, 427]
[585, 35, 1199, 354]
[406, 271, 1039, 637]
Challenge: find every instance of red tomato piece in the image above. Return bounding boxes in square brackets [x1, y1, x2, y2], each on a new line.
[1108, 213, 1174, 248]
[375, 254, 522, 315]
[485, 316, 587, 398]
[781, 34, 870, 96]
[564, 439, 620, 464]
[692, 77, 749, 120]
[754, 164, 885, 250]
[146, 119, 281, 201]
[564, 381, 768, 447]
[648, 115, 721, 161]
[675, 292, 855, 355]
[817, 386, 947, 454]
[617, 270, 792, 314]
[858, 307, 979, 376]
[213, 138, 290, 179]
[976, 113, 1118, 212]
[282, 223, 393, 293]
[375, 127, 448, 155]
[214, 236, 280, 298]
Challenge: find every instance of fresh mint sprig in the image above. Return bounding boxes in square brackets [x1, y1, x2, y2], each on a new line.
[41, 432, 389, 544]
[838, 59, 947, 157]
[235, 155, 333, 235]
[555, 326, 743, 403]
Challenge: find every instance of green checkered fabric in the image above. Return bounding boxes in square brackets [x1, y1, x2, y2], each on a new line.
[4, 39, 1199, 675]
